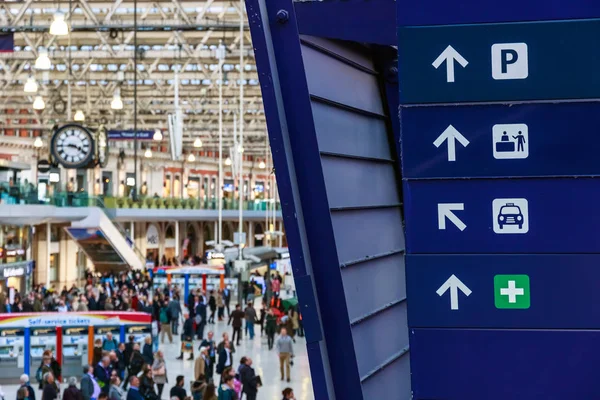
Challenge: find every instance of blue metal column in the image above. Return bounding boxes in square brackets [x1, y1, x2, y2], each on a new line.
[24, 327, 30, 377]
[119, 325, 126, 344]
[184, 274, 190, 301]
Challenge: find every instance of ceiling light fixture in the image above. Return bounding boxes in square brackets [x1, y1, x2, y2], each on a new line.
[33, 96, 46, 110]
[111, 89, 123, 110]
[24, 77, 38, 93]
[259, 160, 266, 169]
[188, 153, 196, 162]
[50, 12, 69, 36]
[225, 157, 232, 166]
[153, 129, 163, 141]
[193, 138, 203, 148]
[33, 137, 43, 148]
[74, 109, 85, 121]
[35, 47, 52, 70]
[144, 148, 152, 158]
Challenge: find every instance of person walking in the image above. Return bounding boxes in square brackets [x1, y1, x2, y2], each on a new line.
[208, 292, 216, 324]
[142, 337, 154, 366]
[168, 376, 186, 400]
[202, 384, 217, 400]
[223, 287, 231, 317]
[244, 303, 257, 340]
[176, 313, 194, 360]
[108, 377, 124, 400]
[199, 331, 217, 382]
[194, 297, 207, 340]
[41, 373, 58, 400]
[239, 358, 260, 400]
[128, 344, 145, 386]
[216, 376, 235, 400]
[95, 356, 112, 395]
[276, 328, 294, 382]
[216, 342, 233, 376]
[151, 351, 168, 399]
[102, 333, 118, 352]
[63, 377, 83, 400]
[19, 374, 36, 400]
[281, 388, 295, 400]
[126, 377, 144, 400]
[265, 309, 277, 350]
[167, 296, 182, 335]
[228, 305, 244, 346]
[159, 301, 173, 344]
[81, 365, 98, 400]
[216, 291, 224, 322]
[140, 368, 158, 400]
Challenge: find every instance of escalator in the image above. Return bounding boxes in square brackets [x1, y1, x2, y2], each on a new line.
[65, 207, 145, 272]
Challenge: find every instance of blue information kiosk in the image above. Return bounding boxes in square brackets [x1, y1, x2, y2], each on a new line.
[398, 1, 600, 399]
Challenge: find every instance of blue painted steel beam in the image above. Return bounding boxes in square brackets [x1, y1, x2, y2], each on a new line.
[245, 0, 363, 397]
[294, 0, 396, 45]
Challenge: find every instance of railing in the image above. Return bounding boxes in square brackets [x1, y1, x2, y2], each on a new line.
[0, 185, 281, 211]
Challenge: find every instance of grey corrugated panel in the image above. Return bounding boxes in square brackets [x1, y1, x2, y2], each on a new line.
[300, 35, 376, 72]
[331, 207, 406, 265]
[362, 354, 412, 400]
[351, 302, 410, 378]
[302, 44, 385, 116]
[321, 155, 400, 209]
[341, 253, 406, 323]
[312, 100, 391, 160]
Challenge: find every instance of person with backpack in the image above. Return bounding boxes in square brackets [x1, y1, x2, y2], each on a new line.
[102, 332, 118, 352]
[159, 301, 173, 344]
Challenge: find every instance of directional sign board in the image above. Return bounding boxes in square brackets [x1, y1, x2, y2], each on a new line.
[407, 254, 600, 328]
[401, 102, 600, 179]
[404, 178, 600, 253]
[410, 328, 600, 399]
[398, 19, 600, 104]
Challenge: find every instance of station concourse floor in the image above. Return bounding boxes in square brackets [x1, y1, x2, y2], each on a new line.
[2, 314, 315, 400]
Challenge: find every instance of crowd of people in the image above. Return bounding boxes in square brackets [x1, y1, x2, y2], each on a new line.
[2, 269, 301, 400]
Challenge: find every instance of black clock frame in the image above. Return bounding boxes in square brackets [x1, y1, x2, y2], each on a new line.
[50, 124, 96, 169]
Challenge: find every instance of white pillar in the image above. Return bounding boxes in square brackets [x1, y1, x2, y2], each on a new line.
[130, 221, 135, 242]
[175, 221, 180, 258]
[46, 222, 51, 288]
[278, 221, 283, 248]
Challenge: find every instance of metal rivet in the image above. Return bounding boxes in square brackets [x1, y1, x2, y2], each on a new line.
[276, 9, 289, 23]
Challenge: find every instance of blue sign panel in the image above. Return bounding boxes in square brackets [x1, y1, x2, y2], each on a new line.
[404, 178, 600, 253]
[401, 102, 600, 179]
[407, 254, 600, 328]
[397, 0, 600, 27]
[107, 130, 154, 140]
[410, 328, 600, 400]
[398, 19, 600, 104]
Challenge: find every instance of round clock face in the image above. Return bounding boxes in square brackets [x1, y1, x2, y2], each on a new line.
[51, 124, 94, 169]
[97, 128, 109, 168]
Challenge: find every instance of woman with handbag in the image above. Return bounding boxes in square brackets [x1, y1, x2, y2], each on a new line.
[151, 350, 168, 399]
[140, 368, 159, 400]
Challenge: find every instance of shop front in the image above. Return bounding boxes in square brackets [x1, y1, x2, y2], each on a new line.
[0, 261, 33, 294]
[0, 225, 33, 293]
[145, 224, 159, 266]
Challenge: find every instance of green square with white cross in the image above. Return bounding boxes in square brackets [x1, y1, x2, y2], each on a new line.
[494, 274, 530, 309]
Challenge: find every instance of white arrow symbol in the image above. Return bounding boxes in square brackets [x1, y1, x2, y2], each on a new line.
[436, 274, 472, 310]
[438, 203, 466, 231]
[433, 125, 470, 162]
[432, 45, 469, 83]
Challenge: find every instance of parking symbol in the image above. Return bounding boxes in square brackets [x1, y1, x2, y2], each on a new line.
[492, 198, 529, 234]
[491, 43, 528, 80]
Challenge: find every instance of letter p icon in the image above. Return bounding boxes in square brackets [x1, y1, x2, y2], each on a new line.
[492, 43, 528, 80]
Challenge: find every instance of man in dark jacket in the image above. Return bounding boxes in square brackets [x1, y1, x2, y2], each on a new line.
[216, 341, 233, 375]
[126, 377, 144, 400]
[116, 343, 127, 379]
[94, 356, 111, 394]
[167, 296, 182, 335]
[228, 304, 245, 346]
[239, 358, 259, 400]
[193, 297, 207, 340]
[80, 365, 95, 400]
[176, 313, 195, 360]
[169, 376, 186, 400]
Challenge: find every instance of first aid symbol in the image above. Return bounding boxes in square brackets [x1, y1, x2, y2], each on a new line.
[491, 43, 528, 80]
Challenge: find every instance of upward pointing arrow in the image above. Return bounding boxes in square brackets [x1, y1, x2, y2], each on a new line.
[436, 274, 472, 310]
[432, 45, 469, 83]
[433, 125, 470, 162]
